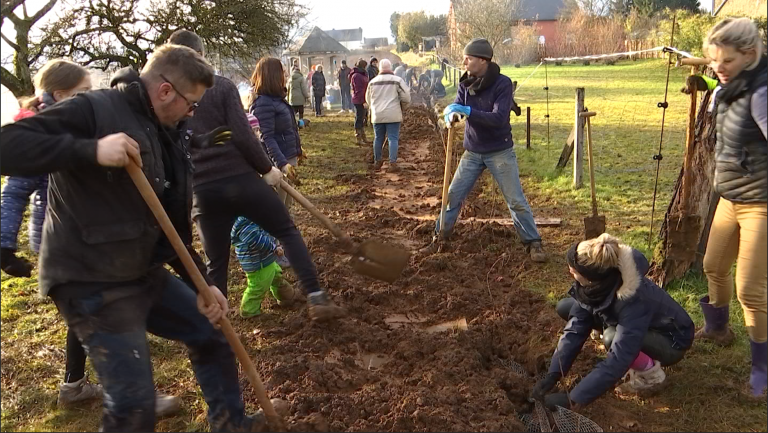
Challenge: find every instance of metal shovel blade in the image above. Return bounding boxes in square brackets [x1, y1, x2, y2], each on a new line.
[349, 239, 410, 283]
[584, 215, 606, 240]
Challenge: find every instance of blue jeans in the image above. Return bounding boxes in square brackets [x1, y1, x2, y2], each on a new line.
[51, 268, 249, 432]
[340, 85, 352, 110]
[435, 147, 541, 244]
[373, 122, 401, 163]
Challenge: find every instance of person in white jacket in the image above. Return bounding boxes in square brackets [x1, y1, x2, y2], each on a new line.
[366, 59, 411, 172]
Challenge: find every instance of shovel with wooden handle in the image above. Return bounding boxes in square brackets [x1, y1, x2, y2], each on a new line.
[125, 163, 286, 432]
[278, 180, 410, 283]
[580, 111, 606, 239]
[439, 114, 460, 239]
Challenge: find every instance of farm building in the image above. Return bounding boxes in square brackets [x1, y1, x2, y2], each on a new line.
[324, 28, 364, 50]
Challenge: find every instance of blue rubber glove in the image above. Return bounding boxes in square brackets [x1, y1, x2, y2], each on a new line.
[443, 103, 471, 125]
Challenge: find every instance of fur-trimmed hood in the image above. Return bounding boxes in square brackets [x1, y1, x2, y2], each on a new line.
[615, 244, 649, 301]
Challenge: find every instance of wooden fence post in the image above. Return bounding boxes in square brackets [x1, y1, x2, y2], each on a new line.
[526, 107, 531, 149]
[573, 87, 585, 189]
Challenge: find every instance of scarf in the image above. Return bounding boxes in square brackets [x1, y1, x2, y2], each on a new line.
[566, 242, 622, 307]
[460, 62, 501, 96]
[717, 55, 767, 105]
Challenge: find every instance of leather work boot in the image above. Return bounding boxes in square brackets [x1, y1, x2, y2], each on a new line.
[355, 129, 366, 146]
[361, 130, 372, 144]
[307, 291, 347, 322]
[695, 296, 735, 346]
[373, 160, 384, 170]
[525, 241, 547, 263]
[387, 162, 401, 173]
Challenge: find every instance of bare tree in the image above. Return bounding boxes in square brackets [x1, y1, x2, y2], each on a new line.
[1, 0, 58, 97]
[452, 0, 523, 51]
[1, 0, 306, 98]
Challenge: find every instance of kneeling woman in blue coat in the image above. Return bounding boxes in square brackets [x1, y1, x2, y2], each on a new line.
[532, 234, 695, 409]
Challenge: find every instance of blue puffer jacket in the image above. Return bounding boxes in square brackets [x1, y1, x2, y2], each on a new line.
[249, 94, 302, 169]
[548, 247, 695, 406]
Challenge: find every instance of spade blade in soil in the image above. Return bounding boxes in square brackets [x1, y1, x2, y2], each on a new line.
[584, 215, 606, 240]
[350, 239, 410, 283]
[667, 214, 702, 263]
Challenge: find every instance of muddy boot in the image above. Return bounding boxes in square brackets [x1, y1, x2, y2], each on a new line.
[307, 291, 346, 322]
[155, 392, 181, 418]
[616, 361, 667, 397]
[525, 241, 547, 263]
[748, 340, 768, 398]
[695, 296, 735, 346]
[361, 129, 372, 145]
[387, 162, 401, 173]
[355, 129, 366, 146]
[58, 376, 102, 406]
[373, 160, 383, 171]
[418, 235, 446, 257]
[271, 277, 304, 308]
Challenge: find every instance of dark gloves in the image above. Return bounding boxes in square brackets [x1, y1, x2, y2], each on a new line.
[544, 393, 572, 410]
[531, 372, 561, 401]
[511, 100, 522, 117]
[191, 126, 232, 149]
[1, 248, 32, 278]
[681, 75, 708, 94]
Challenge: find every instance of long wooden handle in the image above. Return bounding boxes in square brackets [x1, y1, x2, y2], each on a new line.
[586, 117, 598, 217]
[681, 66, 699, 210]
[439, 124, 456, 237]
[125, 163, 285, 431]
[278, 179, 353, 245]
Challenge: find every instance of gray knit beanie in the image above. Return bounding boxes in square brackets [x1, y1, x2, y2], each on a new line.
[463, 38, 493, 61]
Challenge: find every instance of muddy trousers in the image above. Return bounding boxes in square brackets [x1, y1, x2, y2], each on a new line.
[51, 269, 249, 432]
[193, 172, 320, 297]
[703, 198, 767, 342]
[434, 147, 541, 244]
[556, 298, 688, 366]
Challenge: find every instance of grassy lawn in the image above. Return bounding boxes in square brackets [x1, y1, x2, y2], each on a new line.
[2, 59, 766, 431]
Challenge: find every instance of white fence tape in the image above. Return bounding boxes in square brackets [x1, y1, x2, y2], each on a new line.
[543, 45, 696, 63]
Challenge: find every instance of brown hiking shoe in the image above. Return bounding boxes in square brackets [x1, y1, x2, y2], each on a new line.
[355, 129, 366, 146]
[308, 291, 346, 322]
[526, 241, 547, 263]
[361, 130, 372, 144]
[695, 326, 735, 346]
[373, 160, 384, 170]
[387, 162, 401, 173]
[273, 280, 303, 307]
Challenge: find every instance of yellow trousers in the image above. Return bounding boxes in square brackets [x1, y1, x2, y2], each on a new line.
[703, 198, 767, 342]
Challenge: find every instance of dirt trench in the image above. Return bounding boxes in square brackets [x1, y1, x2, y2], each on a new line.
[235, 107, 622, 432]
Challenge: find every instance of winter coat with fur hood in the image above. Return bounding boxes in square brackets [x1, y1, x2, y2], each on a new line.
[548, 246, 694, 405]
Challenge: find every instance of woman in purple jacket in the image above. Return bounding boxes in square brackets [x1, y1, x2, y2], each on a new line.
[350, 59, 371, 146]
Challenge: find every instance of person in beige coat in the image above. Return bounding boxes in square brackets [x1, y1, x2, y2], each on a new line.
[366, 59, 411, 172]
[287, 66, 310, 119]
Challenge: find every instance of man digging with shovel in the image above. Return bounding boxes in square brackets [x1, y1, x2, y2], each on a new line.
[421, 38, 547, 263]
[0, 45, 285, 432]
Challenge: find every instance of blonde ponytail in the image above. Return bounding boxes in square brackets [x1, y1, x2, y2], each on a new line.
[576, 233, 621, 271]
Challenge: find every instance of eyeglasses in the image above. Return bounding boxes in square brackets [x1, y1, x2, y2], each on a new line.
[159, 74, 199, 113]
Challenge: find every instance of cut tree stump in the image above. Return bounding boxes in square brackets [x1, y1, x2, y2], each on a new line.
[649, 87, 718, 287]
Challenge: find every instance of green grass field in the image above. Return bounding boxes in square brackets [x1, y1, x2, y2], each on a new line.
[2, 59, 766, 431]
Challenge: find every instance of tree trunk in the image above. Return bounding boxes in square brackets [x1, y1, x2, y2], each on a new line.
[650, 89, 718, 287]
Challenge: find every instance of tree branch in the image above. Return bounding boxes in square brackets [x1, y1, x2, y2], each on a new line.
[0, 0, 25, 18]
[31, 0, 57, 24]
[1, 64, 26, 97]
[1, 30, 20, 51]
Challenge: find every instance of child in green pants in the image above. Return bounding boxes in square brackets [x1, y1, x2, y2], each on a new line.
[231, 216, 297, 317]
